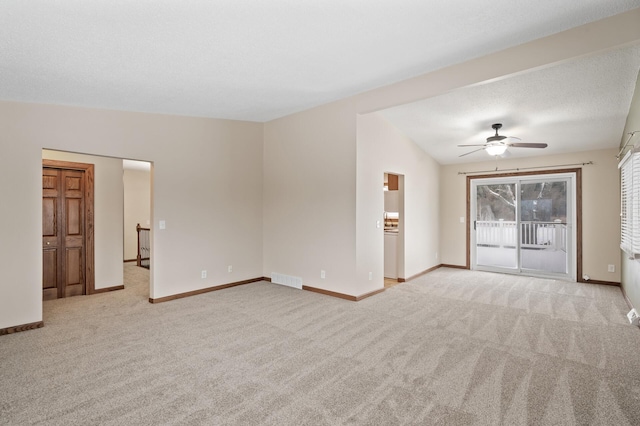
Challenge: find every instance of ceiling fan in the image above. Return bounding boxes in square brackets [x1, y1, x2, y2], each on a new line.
[458, 123, 548, 157]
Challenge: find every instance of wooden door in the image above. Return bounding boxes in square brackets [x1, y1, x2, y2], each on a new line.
[42, 160, 95, 300]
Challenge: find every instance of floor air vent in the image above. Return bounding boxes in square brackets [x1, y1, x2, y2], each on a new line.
[271, 272, 303, 289]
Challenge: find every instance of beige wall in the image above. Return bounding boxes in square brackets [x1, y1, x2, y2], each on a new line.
[42, 150, 125, 290]
[621, 70, 640, 310]
[0, 101, 263, 329]
[263, 100, 359, 294]
[440, 148, 621, 282]
[2, 10, 638, 330]
[123, 168, 151, 261]
[263, 105, 442, 298]
[261, 12, 638, 298]
[356, 112, 440, 291]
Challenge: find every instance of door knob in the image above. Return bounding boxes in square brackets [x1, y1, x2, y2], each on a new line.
[46, 242, 50, 245]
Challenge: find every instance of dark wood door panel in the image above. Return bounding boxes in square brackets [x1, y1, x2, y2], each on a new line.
[64, 174, 82, 192]
[42, 198, 57, 237]
[42, 289, 58, 301]
[43, 237, 57, 248]
[43, 168, 62, 300]
[42, 174, 57, 191]
[65, 198, 83, 236]
[42, 168, 59, 197]
[65, 247, 84, 297]
[65, 247, 84, 290]
[43, 249, 58, 301]
[65, 235, 84, 247]
[42, 161, 94, 300]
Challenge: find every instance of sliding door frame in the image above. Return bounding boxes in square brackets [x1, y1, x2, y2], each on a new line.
[466, 168, 582, 281]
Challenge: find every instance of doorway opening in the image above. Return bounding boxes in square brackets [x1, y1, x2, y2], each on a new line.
[42, 150, 153, 305]
[123, 159, 152, 299]
[468, 169, 580, 280]
[123, 160, 152, 267]
[384, 172, 404, 287]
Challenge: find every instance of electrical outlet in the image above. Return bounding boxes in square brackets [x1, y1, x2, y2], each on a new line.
[368, 271, 373, 281]
[201, 270, 207, 279]
[321, 270, 326, 279]
[608, 264, 615, 273]
[435, 252, 438, 259]
[228, 265, 232, 273]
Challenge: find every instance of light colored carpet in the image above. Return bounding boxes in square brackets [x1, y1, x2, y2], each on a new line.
[2, 265, 640, 425]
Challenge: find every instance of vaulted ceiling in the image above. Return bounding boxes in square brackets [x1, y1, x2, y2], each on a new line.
[380, 44, 640, 164]
[2, 2, 640, 164]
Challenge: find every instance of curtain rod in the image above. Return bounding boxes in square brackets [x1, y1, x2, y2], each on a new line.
[457, 161, 593, 176]
[616, 131, 640, 159]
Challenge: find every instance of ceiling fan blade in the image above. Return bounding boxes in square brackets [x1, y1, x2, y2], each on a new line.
[508, 142, 548, 148]
[457, 144, 488, 147]
[458, 148, 486, 157]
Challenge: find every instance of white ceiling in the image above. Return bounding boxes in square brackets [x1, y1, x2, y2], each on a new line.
[1, 1, 640, 123]
[380, 44, 640, 164]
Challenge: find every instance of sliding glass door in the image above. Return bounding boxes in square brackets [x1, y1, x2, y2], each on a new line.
[475, 182, 518, 269]
[471, 173, 575, 279]
[519, 179, 569, 275]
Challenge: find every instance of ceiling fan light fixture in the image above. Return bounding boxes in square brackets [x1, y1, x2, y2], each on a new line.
[485, 144, 507, 156]
[458, 123, 546, 158]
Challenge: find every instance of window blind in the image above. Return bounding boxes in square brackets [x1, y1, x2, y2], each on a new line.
[619, 149, 640, 258]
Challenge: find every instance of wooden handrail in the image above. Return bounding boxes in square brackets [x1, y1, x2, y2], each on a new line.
[136, 223, 151, 268]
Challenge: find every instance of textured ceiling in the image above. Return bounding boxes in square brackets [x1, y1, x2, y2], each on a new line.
[1, 1, 640, 122]
[380, 44, 640, 165]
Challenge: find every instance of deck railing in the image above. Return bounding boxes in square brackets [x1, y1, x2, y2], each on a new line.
[476, 220, 567, 252]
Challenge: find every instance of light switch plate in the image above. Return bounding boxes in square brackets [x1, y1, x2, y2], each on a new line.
[159, 220, 166, 229]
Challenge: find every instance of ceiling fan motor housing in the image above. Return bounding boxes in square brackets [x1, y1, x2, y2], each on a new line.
[488, 123, 506, 142]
